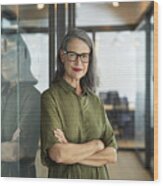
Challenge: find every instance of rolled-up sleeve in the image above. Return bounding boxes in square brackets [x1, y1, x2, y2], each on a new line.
[41, 91, 62, 166]
[100, 101, 118, 149]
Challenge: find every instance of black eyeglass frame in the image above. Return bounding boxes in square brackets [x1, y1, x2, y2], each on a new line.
[63, 50, 90, 63]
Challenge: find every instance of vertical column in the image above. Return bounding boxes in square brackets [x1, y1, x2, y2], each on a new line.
[145, 7, 153, 169]
[48, 4, 56, 86]
[57, 4, 66, 51]
[68, 3, 75, 30]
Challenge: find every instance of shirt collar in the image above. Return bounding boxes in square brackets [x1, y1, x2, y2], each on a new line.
[59, 78, 90, 96]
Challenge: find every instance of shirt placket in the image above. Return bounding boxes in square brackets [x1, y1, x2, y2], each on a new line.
[75, 94, 87, 142]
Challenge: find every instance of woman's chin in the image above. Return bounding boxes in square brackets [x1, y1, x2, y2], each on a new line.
[64, 72, 85, 82]
[72, 73, 85, 80]
[73, 76, 83, 81]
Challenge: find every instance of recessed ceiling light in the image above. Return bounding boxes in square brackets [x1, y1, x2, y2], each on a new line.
[37, 4, 45, 10]
[112, 2, 119, 7]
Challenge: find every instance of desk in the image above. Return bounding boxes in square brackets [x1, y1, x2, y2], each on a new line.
[104, 104, 135, 112]
[104, 104, 135, 139]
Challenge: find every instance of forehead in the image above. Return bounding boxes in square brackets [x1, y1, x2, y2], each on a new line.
[67, 38, 90, 52]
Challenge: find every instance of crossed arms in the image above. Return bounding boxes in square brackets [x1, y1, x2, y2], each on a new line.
[48, 129, 117, 167]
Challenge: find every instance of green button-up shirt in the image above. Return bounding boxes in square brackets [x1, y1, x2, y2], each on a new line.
[41, 78, 117, 179]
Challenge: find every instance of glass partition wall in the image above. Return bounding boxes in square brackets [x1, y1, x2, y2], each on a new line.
[95, 31, 139, 143]
[134, 10, 154, 175]
[1, 3, 75, 178]
[76, 1, 154, 177]
[1, 2, 154, 178]
[1, 4, 49, 178]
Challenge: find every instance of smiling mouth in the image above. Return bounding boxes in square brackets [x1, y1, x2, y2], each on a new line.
[72, 67, 82, 72]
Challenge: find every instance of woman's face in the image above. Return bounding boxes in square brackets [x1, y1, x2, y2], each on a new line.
[60, 38, 90, 81]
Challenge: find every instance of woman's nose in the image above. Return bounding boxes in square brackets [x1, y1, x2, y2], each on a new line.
[75, 55, 83, 65]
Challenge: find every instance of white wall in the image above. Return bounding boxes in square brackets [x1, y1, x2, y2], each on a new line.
[96, 31, 145, 105]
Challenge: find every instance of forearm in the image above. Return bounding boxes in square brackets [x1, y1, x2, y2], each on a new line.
[48, 140, 104, 164]
[79, 147, 117, 167]
[1, 142, 20, 162]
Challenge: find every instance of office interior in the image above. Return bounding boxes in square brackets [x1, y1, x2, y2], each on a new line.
[1, 1, 156, 180]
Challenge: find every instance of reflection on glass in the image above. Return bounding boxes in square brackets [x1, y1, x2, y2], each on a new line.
[94, 31, 147, 153]
[1, 33, 40, 177]
[1, 4, 49, 177]
[134, 30, 146, 164]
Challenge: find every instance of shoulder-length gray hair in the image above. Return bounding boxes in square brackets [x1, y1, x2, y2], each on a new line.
[54, 28, 98, 92]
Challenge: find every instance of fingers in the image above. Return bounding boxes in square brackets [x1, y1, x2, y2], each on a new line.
[11, 128, 21, 141]
[54, 129, 68, 144]
[54, 129, 65, 140]
[55, 131, 68, 144]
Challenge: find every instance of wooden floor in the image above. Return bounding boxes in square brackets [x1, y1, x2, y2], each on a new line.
[35, 149, 152, 180]
[35, 149, 48, 178]
[108, 151, 152, 180]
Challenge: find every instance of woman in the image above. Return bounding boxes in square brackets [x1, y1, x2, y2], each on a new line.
[1, 34, 40, 177]
[41, 28, 117, 179]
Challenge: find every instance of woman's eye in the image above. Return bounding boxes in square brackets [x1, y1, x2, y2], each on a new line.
[82, 54, 89, 58]
[69, 53, 76, 57]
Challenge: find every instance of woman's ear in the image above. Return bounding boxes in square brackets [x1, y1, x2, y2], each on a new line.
[60, 49, 65, 64]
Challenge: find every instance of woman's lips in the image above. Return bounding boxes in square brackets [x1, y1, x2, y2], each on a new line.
[72, 67, 82, 72]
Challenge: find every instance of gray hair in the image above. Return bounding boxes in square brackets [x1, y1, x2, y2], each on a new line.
[54, 28, 98, 92]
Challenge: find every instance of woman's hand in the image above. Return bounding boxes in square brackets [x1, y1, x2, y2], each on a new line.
[54, 128, 68, 144]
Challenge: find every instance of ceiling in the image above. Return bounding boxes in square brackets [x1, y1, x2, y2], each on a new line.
[1, 1, 152, 28]
[76, 1, 152, 26]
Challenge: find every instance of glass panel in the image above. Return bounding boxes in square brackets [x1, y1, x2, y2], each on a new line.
[1, 5, 48, 178]
[76, 2, 151, 26]
[96, 31, 142, 148]
[134, 15, 154, 172]
[1, 5, 20, 177]
[21, 33, 49, 92]
[134, 30, 146, 163]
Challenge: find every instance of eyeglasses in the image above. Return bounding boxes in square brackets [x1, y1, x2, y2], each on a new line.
[64, 50, 90, 63]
